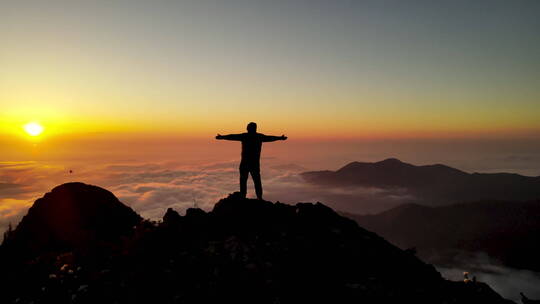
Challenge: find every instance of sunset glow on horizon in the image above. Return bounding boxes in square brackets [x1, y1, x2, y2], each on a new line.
[1, 0, 539, 146]
[1, 1, 540, 202]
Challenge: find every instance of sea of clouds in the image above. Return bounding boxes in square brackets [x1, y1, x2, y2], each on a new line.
[0, 157, 412, 235]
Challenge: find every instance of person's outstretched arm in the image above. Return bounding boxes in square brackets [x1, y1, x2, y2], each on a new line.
[261, 134, 287, 142]
[216, 133, 243, 141]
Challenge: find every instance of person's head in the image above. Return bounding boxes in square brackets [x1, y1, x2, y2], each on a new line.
[247, 122, 257, 133]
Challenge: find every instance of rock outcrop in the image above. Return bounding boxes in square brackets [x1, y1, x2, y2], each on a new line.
[0, 185, 514, 304]
[2, 182, 142, 257]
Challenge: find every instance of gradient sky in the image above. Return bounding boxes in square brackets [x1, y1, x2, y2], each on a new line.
[2, 0, 540, 141]
[2, 3, 540, 297]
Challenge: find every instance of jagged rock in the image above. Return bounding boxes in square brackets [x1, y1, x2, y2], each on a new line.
[0, 186, 514, 304]
[162, 208, 181, 226]
[185, 207, 207, 218]
[156, 192, 513, 304]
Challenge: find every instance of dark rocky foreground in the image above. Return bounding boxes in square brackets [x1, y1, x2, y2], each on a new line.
[0, 183, 514, 304]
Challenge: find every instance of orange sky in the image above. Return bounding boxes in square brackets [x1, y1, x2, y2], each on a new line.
[2, 1, 540, 145]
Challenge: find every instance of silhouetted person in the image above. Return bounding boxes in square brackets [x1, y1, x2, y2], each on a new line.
[216, 122, 287, 200]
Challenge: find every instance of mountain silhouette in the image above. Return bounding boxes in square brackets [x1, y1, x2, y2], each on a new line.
[2, 182, 142, 258]
[0, 183, 514, 303]
[346, 200, 540, 271]
[301, 158, 540, 204]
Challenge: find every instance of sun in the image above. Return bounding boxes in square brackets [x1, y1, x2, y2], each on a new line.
[23, 122, 44, 136]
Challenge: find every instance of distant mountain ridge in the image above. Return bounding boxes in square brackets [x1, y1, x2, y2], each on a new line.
[347, 200, 540, 271]
[302, 158, 540, 204]
[0, 183, 513, 303]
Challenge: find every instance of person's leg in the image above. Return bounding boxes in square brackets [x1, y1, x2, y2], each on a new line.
[239, 167, 249, 198]
[251, 169, 263, 200]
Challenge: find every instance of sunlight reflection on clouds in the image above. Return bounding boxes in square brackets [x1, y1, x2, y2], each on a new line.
[0, 158, 415, 233]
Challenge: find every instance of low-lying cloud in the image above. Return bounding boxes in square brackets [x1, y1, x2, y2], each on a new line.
[0, 158, 413, 234]
[437, 252, 540, 302]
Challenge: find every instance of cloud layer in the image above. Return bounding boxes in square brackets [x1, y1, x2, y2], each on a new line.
[437, 252, 540, 302]
[0, 158, 416, 235]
